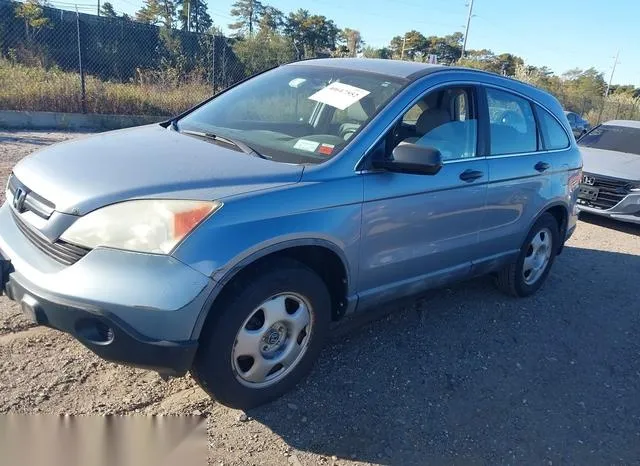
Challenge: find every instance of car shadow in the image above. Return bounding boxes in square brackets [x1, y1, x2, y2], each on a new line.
[0, 133, 88, 146]
[248, 246, 640, 464]
[579, 212, 640, 235]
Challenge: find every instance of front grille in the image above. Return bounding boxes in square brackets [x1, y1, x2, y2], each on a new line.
[11, 210, 90, 265]
[7, 174, 55, 219]
[580, 173, 631, 210]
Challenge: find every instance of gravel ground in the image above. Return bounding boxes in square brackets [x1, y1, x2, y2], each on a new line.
[1, 131, 639, 465]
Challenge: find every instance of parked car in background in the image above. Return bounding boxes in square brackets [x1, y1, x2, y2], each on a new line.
[577, 120, 640, 224]
[565, 111, 591, 139]
[0, 59, 582, 409]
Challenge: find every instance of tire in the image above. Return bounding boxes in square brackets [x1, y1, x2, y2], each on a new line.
[494, 213, 560, 297]
[191, 258, 331, 409]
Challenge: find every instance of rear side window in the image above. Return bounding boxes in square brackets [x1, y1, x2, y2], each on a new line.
[537, 106, 570, 150]
[487, 88, 537, 155]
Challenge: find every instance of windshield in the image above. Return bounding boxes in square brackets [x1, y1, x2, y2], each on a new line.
[579, 124, 640, 156]
[177, 65, 405, 164]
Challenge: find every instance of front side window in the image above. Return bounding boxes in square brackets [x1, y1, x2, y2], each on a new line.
[537, 106, 570, 150]
[178, 65, 404, 164]
[487, 88, 537, 155]
[579, 125, 640, 156]
[392, 87, 478, 161]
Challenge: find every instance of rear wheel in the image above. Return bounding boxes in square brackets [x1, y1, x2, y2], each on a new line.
[191, 258, 331, 409]
[494, 213, 560, 297]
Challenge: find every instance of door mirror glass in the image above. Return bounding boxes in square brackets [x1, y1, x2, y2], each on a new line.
[373, 143, 443, 175]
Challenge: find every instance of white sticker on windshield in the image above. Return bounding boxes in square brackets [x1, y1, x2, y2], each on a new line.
[308, 82, 371, 110]
[294, 139, 320, 152]
[289, 78, 307, 88]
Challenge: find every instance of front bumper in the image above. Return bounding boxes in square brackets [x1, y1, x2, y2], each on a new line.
[2, 273, 197, 375]
[0, 202, 214, 375]
[577, 192, 640, 225]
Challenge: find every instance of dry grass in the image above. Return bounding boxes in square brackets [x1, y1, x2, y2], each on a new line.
[0, 59, 213, 116]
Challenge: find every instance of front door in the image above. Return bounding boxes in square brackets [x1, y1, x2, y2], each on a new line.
[357, 85, 489, 309]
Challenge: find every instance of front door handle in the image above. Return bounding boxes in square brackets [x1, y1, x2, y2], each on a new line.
[459, 169, 484, 182]
[535, 161, 550, 172]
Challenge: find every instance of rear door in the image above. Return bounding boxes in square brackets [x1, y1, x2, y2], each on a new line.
[478, 87, 572, 266]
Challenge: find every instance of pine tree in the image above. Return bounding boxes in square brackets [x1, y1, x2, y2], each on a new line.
[177, 0, 212, 33]
[136, 0, 175, 28]
[258, 5, 283, 34]
[228, 0, 264, 36]
[100, 1, 118, 17]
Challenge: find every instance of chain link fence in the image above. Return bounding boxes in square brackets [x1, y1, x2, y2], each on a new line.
[0, 1, 258, 116]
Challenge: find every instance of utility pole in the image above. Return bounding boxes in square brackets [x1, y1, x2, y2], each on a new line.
[461, 0, 474, 58]
[97, 0, 100, 16]
[187, 0, 191, 31]
[400, 34, 414, 60]
[597, 50, 622, 124]
[604, 50, 621, 98]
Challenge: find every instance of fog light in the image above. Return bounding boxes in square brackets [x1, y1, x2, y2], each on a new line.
[75, 319, 115, 345]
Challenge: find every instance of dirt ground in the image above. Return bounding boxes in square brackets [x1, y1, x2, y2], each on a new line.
[1, 131, 639, 465]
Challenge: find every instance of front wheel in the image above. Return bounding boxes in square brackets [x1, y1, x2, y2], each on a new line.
[191, 258, 331, 409]
[494, 213, 560, 297]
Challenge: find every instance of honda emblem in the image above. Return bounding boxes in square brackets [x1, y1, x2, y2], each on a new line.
[13, 188, 27, 213]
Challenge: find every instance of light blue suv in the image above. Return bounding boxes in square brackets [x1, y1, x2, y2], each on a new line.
[0, 59, 582, 408]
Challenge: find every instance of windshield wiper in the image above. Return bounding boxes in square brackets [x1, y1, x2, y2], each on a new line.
[179, 129, 270, 159]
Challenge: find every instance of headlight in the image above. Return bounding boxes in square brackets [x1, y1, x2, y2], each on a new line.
[60, 200, 221, 254]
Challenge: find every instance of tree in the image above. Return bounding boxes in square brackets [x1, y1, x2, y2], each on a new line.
[229, 0, 264, 36]
[458, 49, 524, 75]
[425, 32, 462, 64]
[258, 5, 284, 34]
[284, 9, 338, 59]
[233, 33, 295, 75]
[610, 84, 638, 96]
[135, 0, 175, 27]
[100, 1, 118, 17]
[338, 28, 363, 57]
[362, 46, 391, 59]
[14, 0, 49, 43]
[494, 53, 523, 76]
[157, 26, 187, 84]
[389, 30, 427, 60]
[177, 0, 212, 33]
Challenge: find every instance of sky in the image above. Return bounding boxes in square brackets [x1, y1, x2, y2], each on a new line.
[71, 0, 640, 86]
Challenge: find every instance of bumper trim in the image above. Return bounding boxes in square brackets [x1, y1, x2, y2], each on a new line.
[577, 205, 640, 225]
[4, 275, 198, 376]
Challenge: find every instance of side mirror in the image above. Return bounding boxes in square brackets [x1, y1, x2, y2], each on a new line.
[372, 144, 443, 175]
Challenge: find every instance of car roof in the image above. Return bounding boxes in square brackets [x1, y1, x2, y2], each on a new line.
[286, 58, 561, 109]
[602, 119, 640, 128]
[287, 58, 446, 79]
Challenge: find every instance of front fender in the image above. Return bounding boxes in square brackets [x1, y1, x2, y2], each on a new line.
[186, 235, 355, 339]
[171, 178, 364, 338]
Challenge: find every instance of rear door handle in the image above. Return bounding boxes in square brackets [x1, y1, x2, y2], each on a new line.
[459, 169, 484, 182]
[535, 161, 550, 172]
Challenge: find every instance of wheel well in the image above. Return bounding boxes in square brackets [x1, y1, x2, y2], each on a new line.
[215, 246, 348, 322]
[545, 205, 568, 253]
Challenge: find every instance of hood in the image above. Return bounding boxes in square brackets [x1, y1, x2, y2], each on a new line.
[12, 125, 303, 215]
[579, 146, 640, 182]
